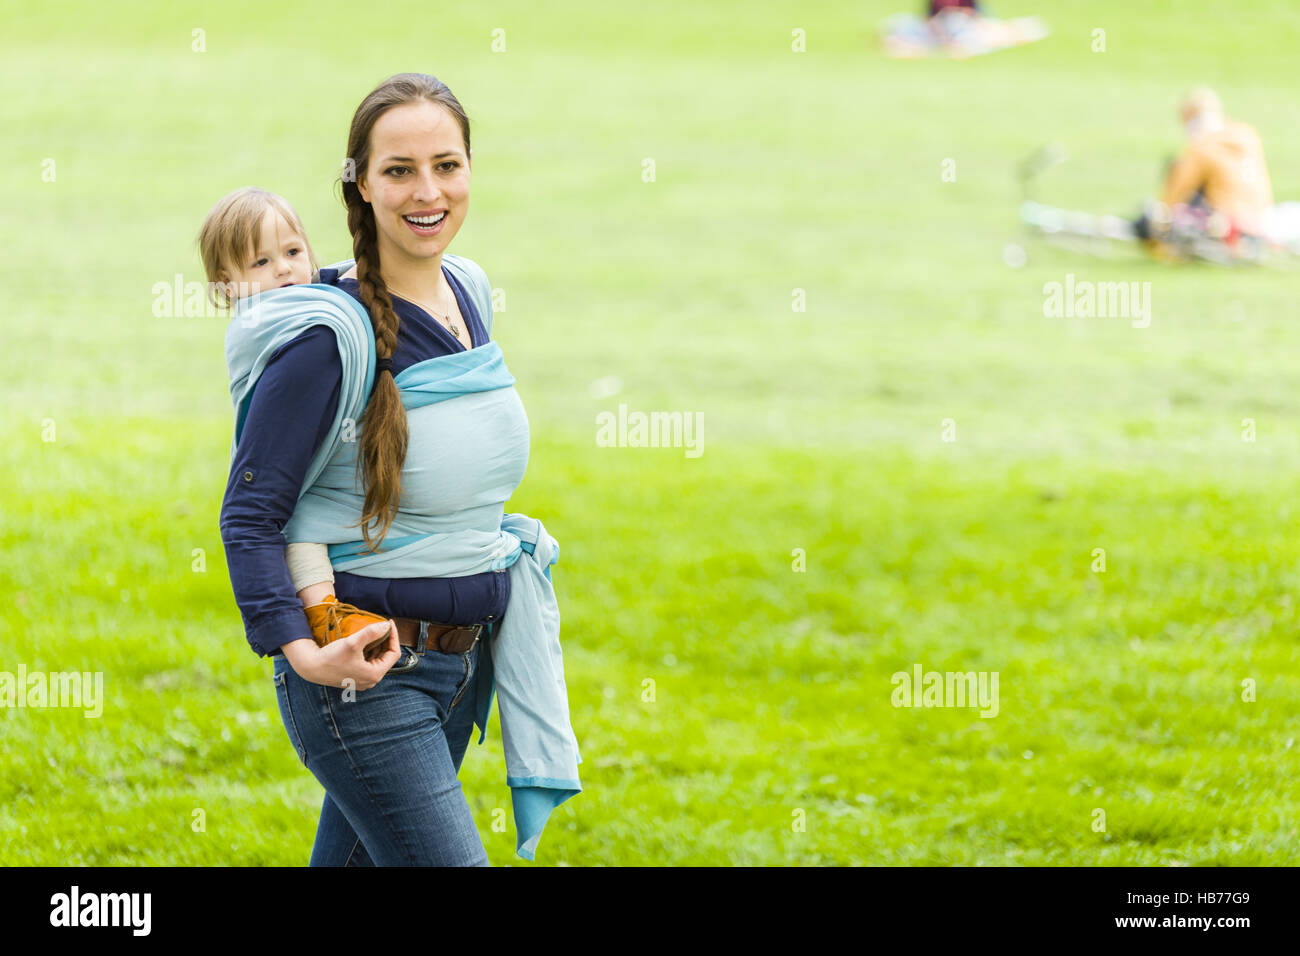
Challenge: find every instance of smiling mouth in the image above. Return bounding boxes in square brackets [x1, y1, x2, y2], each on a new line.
[402, 211, 447, 236]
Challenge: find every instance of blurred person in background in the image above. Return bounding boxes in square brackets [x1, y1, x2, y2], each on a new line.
[1135, 88, 1275, 253]
[929, 0, 981, 13]
[881, 0, 1047, 58]
[1023, 88, 1298, 262]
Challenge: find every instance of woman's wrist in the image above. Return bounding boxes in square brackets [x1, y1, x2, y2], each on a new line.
[279, 637, 320, 674]
[275, 627, 398, 691]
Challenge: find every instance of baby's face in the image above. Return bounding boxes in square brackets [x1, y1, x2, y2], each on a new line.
[221, 208, 313, 299]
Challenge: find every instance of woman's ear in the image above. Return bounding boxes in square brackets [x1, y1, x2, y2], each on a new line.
[358, 172, 371, 204]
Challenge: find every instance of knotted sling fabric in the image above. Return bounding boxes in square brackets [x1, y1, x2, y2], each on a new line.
[224, 255, 582, 861]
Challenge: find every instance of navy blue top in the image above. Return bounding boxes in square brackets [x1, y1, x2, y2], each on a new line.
[220, 262, 510, 658]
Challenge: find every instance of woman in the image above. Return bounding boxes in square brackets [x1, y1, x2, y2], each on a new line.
[220, 73, 580, 866]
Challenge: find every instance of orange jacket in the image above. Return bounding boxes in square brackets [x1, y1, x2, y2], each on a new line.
[1162, 119, 1273, 236]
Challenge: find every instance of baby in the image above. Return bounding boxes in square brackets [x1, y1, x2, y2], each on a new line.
[199, 186, 394, 656]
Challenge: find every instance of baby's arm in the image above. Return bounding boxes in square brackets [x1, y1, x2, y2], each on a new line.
[287, 541, 394, 655]
[285, 541, 335, 607]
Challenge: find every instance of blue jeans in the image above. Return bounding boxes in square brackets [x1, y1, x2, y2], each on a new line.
[271, 629, 489, 866]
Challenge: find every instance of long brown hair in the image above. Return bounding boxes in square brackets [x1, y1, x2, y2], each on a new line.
[339, 73, 472, 554]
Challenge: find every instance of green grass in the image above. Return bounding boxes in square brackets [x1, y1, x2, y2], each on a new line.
[3, 0, 1299, 865]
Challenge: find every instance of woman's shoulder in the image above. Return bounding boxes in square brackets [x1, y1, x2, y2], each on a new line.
[311, 266, 367, 315]
[266, 322, 341, 368]
[320, 255, 483, 292]
[442, 253, 490, 297]
[317, 262, 355, 285]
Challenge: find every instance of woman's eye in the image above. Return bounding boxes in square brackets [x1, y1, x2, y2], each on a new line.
[386, 166, 409, 176]
[439, 161, 459, 171]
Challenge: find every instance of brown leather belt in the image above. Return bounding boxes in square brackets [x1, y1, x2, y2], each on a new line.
[391, 617, 485, 655]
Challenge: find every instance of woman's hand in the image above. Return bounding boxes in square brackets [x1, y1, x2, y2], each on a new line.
[279, 620, 402, 690]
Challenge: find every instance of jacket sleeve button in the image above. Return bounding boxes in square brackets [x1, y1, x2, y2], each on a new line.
[243, 470, 254, 482]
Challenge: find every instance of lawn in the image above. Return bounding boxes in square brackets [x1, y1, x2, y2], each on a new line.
[2, 0, 1298, 864]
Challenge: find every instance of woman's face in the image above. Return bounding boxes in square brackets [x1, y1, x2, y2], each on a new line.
[358, 100, 471, 268]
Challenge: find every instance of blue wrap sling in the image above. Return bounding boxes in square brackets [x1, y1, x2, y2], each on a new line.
[224, 253, 581, 861]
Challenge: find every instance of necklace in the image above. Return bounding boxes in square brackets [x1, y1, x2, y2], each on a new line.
[388, 283, 461, 339]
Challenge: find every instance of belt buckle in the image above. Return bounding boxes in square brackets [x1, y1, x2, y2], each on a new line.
[436, 624, 483, 655]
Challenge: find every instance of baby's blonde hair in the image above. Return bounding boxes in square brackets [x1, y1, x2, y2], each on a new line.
[197, 187, 319, 307]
